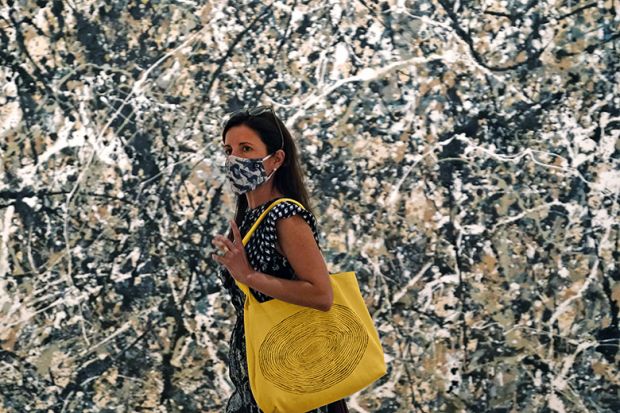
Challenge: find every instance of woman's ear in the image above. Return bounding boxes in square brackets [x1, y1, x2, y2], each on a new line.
[275, 149, 286, 168]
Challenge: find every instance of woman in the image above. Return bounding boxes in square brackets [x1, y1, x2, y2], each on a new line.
[211, 106, 349, 413]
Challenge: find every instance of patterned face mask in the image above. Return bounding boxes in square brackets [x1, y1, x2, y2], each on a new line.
[225, 153, 277, 195]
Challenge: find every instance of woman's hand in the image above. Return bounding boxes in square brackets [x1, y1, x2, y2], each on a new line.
[211, 220, 254, 284]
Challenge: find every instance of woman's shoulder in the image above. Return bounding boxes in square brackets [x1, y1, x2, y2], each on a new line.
[266, 198, 318, 229]
[268, 198, 314, 218]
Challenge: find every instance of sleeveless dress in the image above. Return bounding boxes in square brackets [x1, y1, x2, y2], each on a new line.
[218, 197, 348, 413]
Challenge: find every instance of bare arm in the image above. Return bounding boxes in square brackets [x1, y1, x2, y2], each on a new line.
[212, 216, 333, 311]
[246, 214, 333, 311]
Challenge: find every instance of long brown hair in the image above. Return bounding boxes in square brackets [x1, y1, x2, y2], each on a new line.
[221, 108, 315, 238]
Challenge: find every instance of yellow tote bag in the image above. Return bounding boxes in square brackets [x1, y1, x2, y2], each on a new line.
[235, 198, 387, 413]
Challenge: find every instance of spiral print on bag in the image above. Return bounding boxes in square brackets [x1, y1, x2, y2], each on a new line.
[258, 304, 369, 394]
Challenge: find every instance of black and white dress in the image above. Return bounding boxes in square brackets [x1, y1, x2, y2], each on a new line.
[219, 197, 348, 413]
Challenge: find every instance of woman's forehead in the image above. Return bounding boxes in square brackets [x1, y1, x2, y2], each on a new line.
[224, 125, 263, 145]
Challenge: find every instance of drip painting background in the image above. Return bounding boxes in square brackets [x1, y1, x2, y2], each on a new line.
[1, 1, 619, 412]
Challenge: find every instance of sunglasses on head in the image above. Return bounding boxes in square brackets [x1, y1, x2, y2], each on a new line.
[224, 105, 284, 150]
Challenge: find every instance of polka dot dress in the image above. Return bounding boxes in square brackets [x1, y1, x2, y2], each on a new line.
[219, 197, 348, 413]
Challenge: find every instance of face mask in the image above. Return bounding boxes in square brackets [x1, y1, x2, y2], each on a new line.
[225, 153, 277, 195]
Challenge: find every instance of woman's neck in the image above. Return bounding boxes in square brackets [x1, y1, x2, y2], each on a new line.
[245, 183, 284, 209]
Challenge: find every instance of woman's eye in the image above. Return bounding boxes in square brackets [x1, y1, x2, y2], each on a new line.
[242, 146, 252, 152]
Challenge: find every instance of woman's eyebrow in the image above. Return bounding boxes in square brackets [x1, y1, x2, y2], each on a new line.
[222, 141, 254, 147]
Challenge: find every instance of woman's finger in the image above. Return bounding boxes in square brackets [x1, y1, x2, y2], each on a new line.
[211, 253, 224, 265]
[214, 234, 236, 252]
[230, 220, 243, 245]
[212, 238, 229, 253]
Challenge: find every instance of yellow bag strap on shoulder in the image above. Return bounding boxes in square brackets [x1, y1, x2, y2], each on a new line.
[236, 197, 305, 296]
[242, 197, 305, 246]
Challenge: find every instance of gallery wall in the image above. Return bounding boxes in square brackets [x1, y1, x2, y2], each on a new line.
[1, 1, 618, 412]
